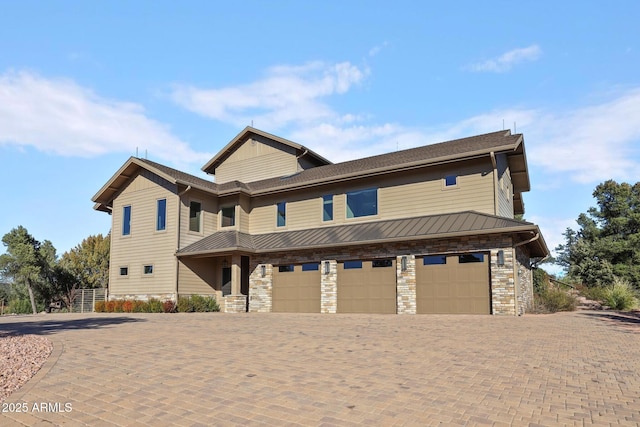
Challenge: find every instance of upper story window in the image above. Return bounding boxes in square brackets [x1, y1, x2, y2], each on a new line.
[189, 201, 201, 232]
[444, 175, 458, 187]
[322, 195, 333, 221]
[346, 188, 377, 218]
[277, 202, 286, 227]
[157, 199, 167, 231]
[122, 205, 131, 236]
[221, 206, 235, 227]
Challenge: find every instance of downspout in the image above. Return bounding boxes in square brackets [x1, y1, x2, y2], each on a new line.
[175, 185, 192, 300]
[513, 232, 541, 315]
[296, 149, 309, 171]
[490, 152, 499, 215]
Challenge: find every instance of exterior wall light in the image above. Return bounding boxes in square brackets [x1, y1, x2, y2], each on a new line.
[260, 264, 266, 278]
[401, 256, 408, 272]
[497, 250, 505, 267]
[323, 261, 331, 275]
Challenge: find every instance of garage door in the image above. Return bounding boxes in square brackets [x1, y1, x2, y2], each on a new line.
[416, 253, 490, 314]
[337, 259, 396, 314]
[272, 263, 321, 313]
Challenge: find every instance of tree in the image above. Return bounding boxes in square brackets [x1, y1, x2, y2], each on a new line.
[60, 233, 110, 288]
[0, 226, 47, 314]
[556, 180, 640, 287]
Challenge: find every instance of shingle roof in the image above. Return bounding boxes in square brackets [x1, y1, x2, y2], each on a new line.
[218, 129, 523, 194]
[138, 159, 218, 192]
[176, 211, 548, 257]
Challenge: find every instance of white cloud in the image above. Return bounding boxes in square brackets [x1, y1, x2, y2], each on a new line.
[170, 61, 368, 131]
[468, 45, 542, 73]
[0, 70, 210, 164]
[369, 41, 390, 57]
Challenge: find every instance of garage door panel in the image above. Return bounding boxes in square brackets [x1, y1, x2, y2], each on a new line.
[272, 265, 321, 313]
[337, 260, 396, 314]
[416, 253, 490, 314]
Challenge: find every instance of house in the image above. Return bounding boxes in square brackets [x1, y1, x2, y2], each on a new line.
[92, 126, 549, 315]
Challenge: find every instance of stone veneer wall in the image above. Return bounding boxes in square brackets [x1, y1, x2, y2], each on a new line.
[396, 255, 416, 314]
[515, 246, 534, 315]
[320, 260, 337, 313]
[490, 248, 516, 316]
[108, 293, 176, 302]
[248, 264, 273, 313]
[248, 233, 520, 315]
[224, 294, 247, 313]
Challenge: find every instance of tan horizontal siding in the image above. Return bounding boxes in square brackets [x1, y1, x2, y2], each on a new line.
[179, 189, 218, 249]
[216, 152, 297, 184]
[496, 154, 514, 218]
[178, 258, 219, 295]
[109, 172, 177, 296]
[248, 158, 495, 234]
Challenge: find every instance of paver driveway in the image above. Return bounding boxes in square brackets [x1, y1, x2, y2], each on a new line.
[1, 311, 639, 426]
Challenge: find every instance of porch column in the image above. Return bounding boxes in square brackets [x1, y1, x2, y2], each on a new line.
[320, 260, 337, 313]
[225, 254, 247, 313]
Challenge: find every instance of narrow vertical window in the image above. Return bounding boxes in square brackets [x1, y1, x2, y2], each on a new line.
[277, 202, 286, 227]
[157, 199, 166, 231]
[221, 206, 235, 227]
[322, 195, 333, 221]
[189, 201, 201, 232]
[122, 205, 131, 236]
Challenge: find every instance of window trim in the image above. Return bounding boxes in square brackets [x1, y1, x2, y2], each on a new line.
[322, 194, 334, 222]
[122, 205, 131, 236]
[276, 201, 286, 228]
[220, 205, 236, 228]
[443, 174, 458, 189]
[188, 200, 203, 233]
[143, 264, 154, 276]
[345, 188, 378, 219]
[156, 198, 167, 232]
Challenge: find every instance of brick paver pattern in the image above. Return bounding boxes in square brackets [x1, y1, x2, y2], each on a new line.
[1, 311, 639, 426]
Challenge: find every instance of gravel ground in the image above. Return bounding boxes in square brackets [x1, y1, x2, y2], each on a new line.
[0, 334, 52, 403]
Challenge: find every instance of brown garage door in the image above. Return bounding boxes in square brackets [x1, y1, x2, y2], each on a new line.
[337, 259, 396, 314]
[272, 263, 321, 313]
[416, 253, 490, 314]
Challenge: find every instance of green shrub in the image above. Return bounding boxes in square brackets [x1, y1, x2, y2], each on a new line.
[176, 295, 220, 312]
[113, 300, 124, 313]
[177, 296, 194, 313]
[7, 298, 36, 314]
[579, 285, 608, 303]
[534, 288, 578, 313]
[95, 301, 106, 312]
[603, 278, 638, 311]
[147, 298, 163, 313]
[133, 300, 148, 312]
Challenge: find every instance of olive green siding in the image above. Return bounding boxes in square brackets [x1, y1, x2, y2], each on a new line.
[248, 158, 494, 235]
[496, 153, 514, 218]
[215, 136, 299, 184]
[178, 189, 218, 249]
[109, 170, 178, 297]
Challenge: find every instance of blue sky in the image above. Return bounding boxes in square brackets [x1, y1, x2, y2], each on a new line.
[1, 1, 639, 274]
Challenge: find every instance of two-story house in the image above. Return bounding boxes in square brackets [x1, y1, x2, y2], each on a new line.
[92, 126, 548, 315]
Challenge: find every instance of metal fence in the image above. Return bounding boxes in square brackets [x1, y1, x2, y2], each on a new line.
[72, 288, 107, 313]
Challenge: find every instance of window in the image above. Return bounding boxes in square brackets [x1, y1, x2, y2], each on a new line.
[119, 267, 128, 276]
[343, 260, 363, 269]
[278, 265, 294, 272]
[322, 195, 333, 221]
[372, 259, 393, 268]
[459, 253, 484, 263]
[277, 202, 286, 227]
[157, 199, 166, 231]
[143, 265, 154, 275]
[423, 255, 447, 265]
[444, 175, 458, 187]
[346, 188, 377, 218]
[221, 206, 235, 227]
[122, 205, 131, 236]
[189, 201, 201, 232]
[302, 263, 320, 271]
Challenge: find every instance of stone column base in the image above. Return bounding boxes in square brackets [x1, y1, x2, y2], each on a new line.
[224, 294, 247, 313]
